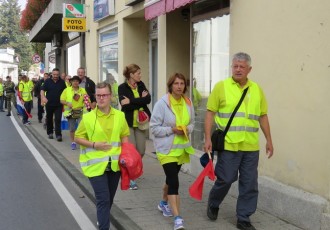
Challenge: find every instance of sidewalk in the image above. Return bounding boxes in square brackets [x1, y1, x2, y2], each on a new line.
[20, 100, 302, 230]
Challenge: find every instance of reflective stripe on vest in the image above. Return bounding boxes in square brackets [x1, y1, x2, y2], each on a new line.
[79, 108, 124, 177]
[215, 79, 261, 145]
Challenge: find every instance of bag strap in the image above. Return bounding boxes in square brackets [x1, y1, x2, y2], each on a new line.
[223, 87, 249, 136]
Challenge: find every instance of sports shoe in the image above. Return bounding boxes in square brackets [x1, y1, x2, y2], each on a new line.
[158, 201, 173, 217]
[71, 142, 77, 150]
[207, 204, 219, 221]
[56, 135, 62, 142]
[129, 180, 138, 190]
[6, 113, 11, 116]
[48, 134, 54, 139]
[174, 216, 184, 230]
[237, 220, 256, 230]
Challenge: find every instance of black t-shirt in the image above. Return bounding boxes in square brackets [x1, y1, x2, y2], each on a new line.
[41, 78, 66, 106]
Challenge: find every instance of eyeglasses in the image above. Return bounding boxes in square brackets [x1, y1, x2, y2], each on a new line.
[95, 94, 111, 99]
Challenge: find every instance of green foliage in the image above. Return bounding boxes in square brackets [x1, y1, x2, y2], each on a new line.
[0, 0, 33, 73]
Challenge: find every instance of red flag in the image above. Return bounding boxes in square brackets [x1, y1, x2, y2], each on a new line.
[189, 158, 216, 200]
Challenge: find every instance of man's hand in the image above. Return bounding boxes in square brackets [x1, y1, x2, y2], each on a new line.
[266, 141, 274, 159]
[94, 142, 112, 151]
[204, 138, 212, 153]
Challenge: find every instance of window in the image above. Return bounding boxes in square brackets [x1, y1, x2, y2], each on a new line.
[99, 25, 118, 83]
[191, 11, 230, 151]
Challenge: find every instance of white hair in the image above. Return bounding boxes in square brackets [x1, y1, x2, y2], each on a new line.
[232, 52, 251, 66]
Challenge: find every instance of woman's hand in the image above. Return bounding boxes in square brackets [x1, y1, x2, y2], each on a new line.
[95, 142, 112, 151]
[121, 96, 130, 105]
[172, 127, 185, 135]
[142, 90, 148, 97]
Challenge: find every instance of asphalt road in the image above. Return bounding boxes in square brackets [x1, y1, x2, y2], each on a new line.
[0, 112, 113, 230]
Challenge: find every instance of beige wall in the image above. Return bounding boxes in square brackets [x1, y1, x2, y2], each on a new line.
[230, 0, 330, 199]
[121, 18, 149, 85]
[166, 11, 191, 84]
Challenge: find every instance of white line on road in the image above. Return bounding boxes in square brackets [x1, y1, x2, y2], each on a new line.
[11, 117, 97, 230]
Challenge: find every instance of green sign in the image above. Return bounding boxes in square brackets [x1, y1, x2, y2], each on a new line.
[63, 4, 85, 18]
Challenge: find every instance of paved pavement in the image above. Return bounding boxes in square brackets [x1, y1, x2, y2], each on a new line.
[14, 99, 302, 230]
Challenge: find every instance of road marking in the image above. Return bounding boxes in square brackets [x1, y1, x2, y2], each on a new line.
[11, 117, 97, 230]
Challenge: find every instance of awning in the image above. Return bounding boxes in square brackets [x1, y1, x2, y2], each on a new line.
[145, 0, 195, 20]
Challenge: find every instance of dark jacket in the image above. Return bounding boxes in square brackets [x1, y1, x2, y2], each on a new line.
[84, 77, 96, 103]
[34, 79, 45, 98]
[118, 81, 151, 127]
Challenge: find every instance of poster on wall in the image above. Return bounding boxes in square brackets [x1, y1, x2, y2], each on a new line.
[94, 0, 115, 21]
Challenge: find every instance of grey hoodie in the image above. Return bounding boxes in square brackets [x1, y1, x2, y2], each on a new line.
[150, 94, 195, 154]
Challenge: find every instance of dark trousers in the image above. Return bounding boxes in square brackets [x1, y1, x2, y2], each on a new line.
[0, 95, 3, 110]
[208, 150, 259, 222]
[45, 105, 62, 136]
[37, 97, 44, 121]
[22, 101, 32, 123]
[89, 170, 120, 230]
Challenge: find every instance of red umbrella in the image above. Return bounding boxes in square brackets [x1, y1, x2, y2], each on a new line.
[189, 151, 216, 200]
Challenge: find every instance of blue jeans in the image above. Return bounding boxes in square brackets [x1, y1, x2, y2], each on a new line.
[89, 170, 120, 230]
[208, 150, 259, 222]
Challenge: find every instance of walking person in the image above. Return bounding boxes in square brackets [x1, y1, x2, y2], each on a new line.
[204, 52, 274, 230]
[4, 76, 17, 116]
[0, 78, 4, 112]
[18, 75, 33, 125]
[77, 67, 96, 109]
[150, 73, 195, 230]
[60, 75, 90, 150]
[41, 68, 66, 142]
[34, 72, 49, 123]
[74, 82, 130, 230]
[118, 63, 151, 190]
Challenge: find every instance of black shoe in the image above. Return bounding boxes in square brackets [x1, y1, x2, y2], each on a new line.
[6, 113, 11, 116]
[38, 120, 42, 123]
[56, 136, 62, 142]
[0, 110, 5, 112]
[48, 134, 54, 139]
[237, 220, 256, 230]
[207, 204, 219, 221]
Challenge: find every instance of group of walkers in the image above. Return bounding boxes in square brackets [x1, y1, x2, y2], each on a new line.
[73, 52, 273, 230]
[1, 52, 273, 230]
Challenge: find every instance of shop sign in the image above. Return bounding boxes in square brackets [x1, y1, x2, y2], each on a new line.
[63, 4, 85, 18]
[62, 18, 86, 32]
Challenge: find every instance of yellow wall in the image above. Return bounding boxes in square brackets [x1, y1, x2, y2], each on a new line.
[230, 0, 330, 199]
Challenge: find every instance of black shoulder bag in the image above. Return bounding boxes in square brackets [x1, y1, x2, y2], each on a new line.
[211, 87, 249, 152]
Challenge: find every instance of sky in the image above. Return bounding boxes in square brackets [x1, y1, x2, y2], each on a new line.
[18, 0, 26, 10]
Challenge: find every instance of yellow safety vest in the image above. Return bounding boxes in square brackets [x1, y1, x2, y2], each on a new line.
[167, 96, 194, 156]
[0, 83, 3, 96]
[79, 109, 124, 177]
[20, 82, 32, 101]
[63, 87, 88, 117]
[215, 79, 261, 146]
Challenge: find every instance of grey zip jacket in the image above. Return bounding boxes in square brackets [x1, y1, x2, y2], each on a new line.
[150, 94, 195, 154]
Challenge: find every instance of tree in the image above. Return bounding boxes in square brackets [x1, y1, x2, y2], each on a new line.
[0, 0, 33, 72]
